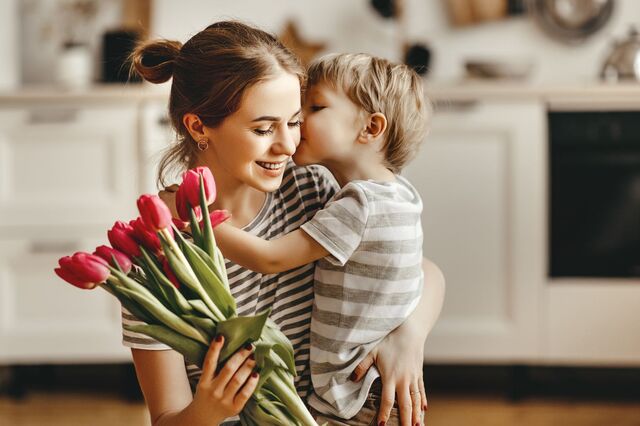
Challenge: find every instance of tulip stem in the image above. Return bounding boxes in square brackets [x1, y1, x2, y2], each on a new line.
[267, 374, 318, 426]
[159, 227, 226, 321]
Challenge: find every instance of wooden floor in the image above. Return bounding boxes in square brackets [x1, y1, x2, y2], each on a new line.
[1, 391, 639, 426]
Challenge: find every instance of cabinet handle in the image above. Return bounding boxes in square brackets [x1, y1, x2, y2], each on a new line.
[157, 116, 170, 126]
[433, 99, 479, 113]
[29, 241, 80, 254]
[28, 109, 79, 124]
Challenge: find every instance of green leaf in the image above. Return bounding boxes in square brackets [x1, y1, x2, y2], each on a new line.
[263, 319, 297, 376]
[199, 174, 216, 259]
[188, 299, 216, 321]
[158, 235, 225, 321]
[217, 309, 270, 363]
[139, 246, 194, 315]
[117, 285, 208, 345]
[189, 241, 228, 291]
[173, 229, 236, 317]
[104, 281, 154, 324]
[187, 206, 203, 248]
[183, 314, 216, 339]
[124, 324, 208, 367]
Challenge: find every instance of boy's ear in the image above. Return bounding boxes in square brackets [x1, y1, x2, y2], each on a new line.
[183, 113, 206, 140]
[358, 112, 387, 144]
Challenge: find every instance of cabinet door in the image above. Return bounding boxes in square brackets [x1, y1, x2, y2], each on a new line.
[403, 100, 545, 362]
[0, 106, 138, 228]
[0, 230, 130, 363]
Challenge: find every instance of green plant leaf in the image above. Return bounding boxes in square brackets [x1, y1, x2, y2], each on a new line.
[217, 309, 270, 363]
[124, 324, 208, 367]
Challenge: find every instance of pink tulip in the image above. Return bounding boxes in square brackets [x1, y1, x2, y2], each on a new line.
[137, 194, 172, 232]
[176, 167, 216, 221]
[176, 192, 202, 222]
[130, 217, 174, 255]
[161, 256, 180, 288]
[55, 252, 110, 290]
[108, 221, 141, 258]
[130, 217, 162, 253]
[93, 245, 132, 274]
[200, 209, 231, 231]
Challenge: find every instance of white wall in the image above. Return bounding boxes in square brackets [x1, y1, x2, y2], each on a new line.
[152, 0, 640, 82]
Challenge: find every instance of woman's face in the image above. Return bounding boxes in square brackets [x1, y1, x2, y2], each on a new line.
[200, 72, 302, 193]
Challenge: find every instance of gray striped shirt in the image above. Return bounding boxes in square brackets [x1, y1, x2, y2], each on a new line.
[301, 175, 424, 419]
[121, 163, 338, 425]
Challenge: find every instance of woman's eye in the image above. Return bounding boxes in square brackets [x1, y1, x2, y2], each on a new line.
[288, 120, 302, 128]
[310, 105, 325, 112]
[254, 127, 274, 136]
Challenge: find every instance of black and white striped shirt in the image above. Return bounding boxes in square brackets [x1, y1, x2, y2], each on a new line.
[121, 163, 338, 423]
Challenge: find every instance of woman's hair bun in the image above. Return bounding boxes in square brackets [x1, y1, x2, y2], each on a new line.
[130, 39, 182, 84]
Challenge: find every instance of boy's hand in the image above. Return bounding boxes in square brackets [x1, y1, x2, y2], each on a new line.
[159, 184, 180, 219]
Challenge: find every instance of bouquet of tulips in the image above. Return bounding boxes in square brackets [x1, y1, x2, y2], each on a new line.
[54, 167, 318, 426]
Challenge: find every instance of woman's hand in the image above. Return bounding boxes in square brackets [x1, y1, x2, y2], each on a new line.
[351, 320, 427, 426]
[190, 336, 260, 425]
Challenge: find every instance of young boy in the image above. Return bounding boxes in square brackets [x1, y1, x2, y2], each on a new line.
[213, 53, 428, 423]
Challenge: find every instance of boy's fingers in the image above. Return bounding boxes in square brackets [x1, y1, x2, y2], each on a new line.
[351, 353, 374, 382]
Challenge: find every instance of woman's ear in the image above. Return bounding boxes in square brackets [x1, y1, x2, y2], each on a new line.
[182, 113, 206, 140]
[358, 112, 387, 144]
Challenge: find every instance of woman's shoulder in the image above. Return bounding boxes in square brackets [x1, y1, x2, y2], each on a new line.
[282, 161, 338, 192]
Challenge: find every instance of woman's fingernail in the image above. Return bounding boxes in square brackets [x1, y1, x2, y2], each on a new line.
[245, 343, 253, 350]
[349, 372, 357, 381]
[249, 353, 255, 360]
[378, 422, 385, 426]
[215, 334, 223, 342]
[251, 371, 259, 378]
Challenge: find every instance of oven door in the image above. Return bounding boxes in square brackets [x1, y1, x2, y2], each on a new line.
[550, 111, 640, 278]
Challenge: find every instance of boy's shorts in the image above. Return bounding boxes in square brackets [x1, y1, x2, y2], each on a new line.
[309, 379, 424, 426]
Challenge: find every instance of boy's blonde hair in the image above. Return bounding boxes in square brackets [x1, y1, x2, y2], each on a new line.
[307, 53, 429, 173]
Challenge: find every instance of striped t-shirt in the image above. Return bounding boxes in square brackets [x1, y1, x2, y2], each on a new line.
[301, 175, 424, 419]
[121, 162, 338, 425]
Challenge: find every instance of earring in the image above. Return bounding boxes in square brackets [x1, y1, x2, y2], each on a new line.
[197, 138, 209, 151]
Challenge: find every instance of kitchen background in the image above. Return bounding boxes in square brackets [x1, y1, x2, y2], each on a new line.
[1, 0, 640, 425]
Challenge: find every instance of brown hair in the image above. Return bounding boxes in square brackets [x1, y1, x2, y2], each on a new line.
[130, 21, 305, 187]
[307, 53, 429, 173]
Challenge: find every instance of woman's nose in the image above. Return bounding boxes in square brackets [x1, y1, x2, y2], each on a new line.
[274, 126, 298, 156]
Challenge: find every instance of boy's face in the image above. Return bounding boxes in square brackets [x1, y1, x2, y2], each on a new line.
[294, 81, 364, 167]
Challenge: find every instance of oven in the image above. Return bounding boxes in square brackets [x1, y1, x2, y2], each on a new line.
[549, 110, 640, 278]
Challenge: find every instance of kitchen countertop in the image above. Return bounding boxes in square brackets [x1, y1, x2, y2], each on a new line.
[1, 81, 639, 108]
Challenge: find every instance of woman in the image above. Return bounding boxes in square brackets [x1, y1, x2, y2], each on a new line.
[125, 20, 445, 426]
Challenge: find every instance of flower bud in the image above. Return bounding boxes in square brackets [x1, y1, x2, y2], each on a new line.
[54, 252, 110, 290]
[176, 167, 216, 221]
[93, 245, 132, 274]
[107, 221, 141, 258]
[137, 194, 172, 231]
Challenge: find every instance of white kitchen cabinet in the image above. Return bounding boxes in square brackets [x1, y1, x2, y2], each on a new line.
[0, 229, 129, 363]
[0, 105, 139, 228]
[404, 100, 546, 362]
[140, 101, 176, 193]
[0, 100, 142, 365]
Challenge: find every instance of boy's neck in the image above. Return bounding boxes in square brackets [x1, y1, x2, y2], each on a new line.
[323, 153, 396, 188]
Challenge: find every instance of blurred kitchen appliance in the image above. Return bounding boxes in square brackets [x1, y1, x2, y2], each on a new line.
[464, 59, 533, 79]
[549, 110, 640, 277]
[600, 26, 640, 82]
[527, 0, 614, 44]
[102, 29, 141, 83]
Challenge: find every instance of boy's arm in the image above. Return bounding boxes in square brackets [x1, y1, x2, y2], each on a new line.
[214, 222, 329, 274]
